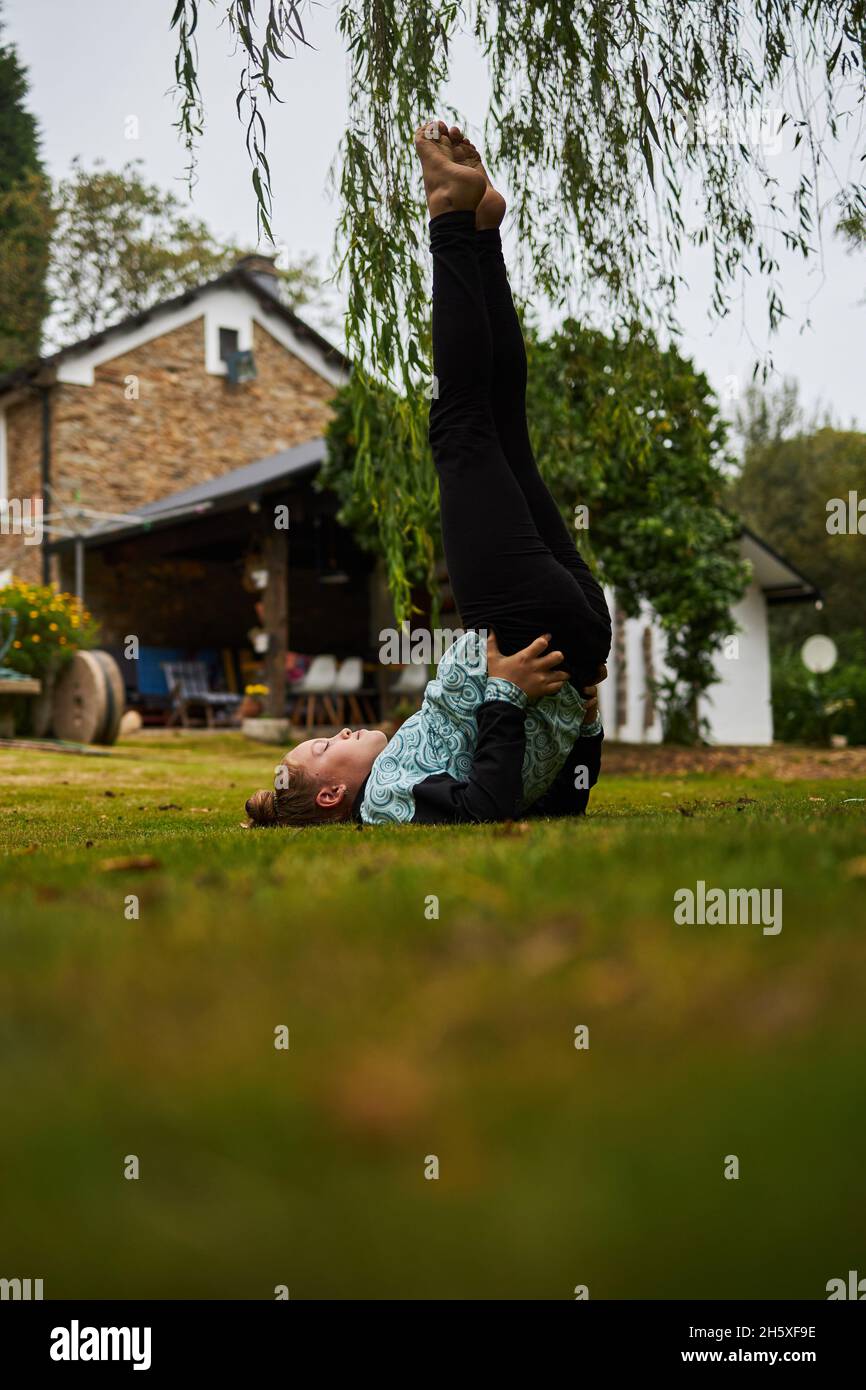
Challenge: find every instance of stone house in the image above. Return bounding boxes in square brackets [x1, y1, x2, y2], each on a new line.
[0, 255, 345, 587]
[0, 257, 386, 717]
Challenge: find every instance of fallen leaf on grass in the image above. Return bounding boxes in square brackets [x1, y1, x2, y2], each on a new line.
[189, 807, 213, 813]
[515, 917, 583, 977]
[99, 855, 162, 873]
[157, 803, 181, 811]
[326, 1050, 432, 1139]
[843, 857, 866, 879]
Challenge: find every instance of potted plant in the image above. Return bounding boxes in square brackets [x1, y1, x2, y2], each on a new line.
[239, 683, 269, 719]
[0, 581, 99, 735]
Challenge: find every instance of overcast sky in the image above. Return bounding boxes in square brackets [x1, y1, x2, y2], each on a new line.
[6, 0, 865, 433]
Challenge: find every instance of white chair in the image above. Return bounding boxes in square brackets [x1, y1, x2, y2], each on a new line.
[387, 662, 428, 718]
[291, 654, 339, 729]
[333, 656, 378, 726]
[391, 663, 428, 696]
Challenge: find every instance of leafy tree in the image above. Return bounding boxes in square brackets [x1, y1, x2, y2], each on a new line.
[320, 377, 438, 619]
[732, 383, 866, 639]
[47, 158, 321, 345]
[0, 6, 51, 372]
[526, 321, 749, 738]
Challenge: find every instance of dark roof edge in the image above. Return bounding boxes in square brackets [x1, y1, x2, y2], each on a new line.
[740, 523, 823, 603]
[46, 447, 326, 555]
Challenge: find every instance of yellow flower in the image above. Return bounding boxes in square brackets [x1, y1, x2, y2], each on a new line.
[30, 633, 40, 642]
[13, 640, 22, 649]
[49, 622, 58, 631]
[29, 610, 38, 618]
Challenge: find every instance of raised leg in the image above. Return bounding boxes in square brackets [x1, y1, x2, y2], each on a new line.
[419, 125, 609, 688]
[474, 228, 610, 635]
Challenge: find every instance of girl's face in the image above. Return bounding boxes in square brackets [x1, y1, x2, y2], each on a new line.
[285, 727, 387, 811]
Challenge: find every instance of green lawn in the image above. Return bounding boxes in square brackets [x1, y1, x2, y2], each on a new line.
[1, 733, 865, 1299]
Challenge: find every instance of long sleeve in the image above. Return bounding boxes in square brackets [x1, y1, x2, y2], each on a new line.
[525, 728, 604, 819]
[410, 696, 528, 824]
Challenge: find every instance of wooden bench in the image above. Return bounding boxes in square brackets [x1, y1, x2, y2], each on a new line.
[0, 675, 42, 738]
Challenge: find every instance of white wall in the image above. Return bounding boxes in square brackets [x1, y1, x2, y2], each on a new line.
[598, 579, 775, 746]
[699, 580, 774, 745]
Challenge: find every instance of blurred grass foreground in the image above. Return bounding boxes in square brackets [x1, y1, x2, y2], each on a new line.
[1, 733, 865, 1299]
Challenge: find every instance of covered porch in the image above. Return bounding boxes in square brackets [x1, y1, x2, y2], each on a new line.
[48, 440, 394, 730]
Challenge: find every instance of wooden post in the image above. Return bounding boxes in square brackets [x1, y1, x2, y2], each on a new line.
[262, 528, 288, 719]
[74, 539, 85, 603]
[370, 557, 394, 722]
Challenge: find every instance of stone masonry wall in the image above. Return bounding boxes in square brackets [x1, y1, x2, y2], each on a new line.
[51, 316, 335, 517]
[0, 394, 43, 584]
[1, 313, 336, 585]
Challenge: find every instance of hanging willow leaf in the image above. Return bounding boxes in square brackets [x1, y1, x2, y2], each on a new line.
[169, 0, 866, 738]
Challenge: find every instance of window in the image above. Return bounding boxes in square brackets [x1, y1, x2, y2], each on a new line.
[219, 327, 240, 364]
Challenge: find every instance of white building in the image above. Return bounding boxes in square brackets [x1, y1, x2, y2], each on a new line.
[596, 528, 821, 745]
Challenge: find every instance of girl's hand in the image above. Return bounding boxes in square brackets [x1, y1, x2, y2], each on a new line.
[487, 631, 570, 702]
[581, 685, 599, 726]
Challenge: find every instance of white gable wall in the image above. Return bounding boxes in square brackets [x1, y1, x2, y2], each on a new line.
[54, 285, 348, 390]
[597, 577, 775, 746]
[698, 579, 774, 745]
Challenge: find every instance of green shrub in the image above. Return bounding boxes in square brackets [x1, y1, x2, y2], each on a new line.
[772, 634, 866, 746]
[0, 581, 99, 679]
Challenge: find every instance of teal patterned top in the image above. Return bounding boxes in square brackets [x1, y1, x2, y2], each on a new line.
[360, 631, 602, 825]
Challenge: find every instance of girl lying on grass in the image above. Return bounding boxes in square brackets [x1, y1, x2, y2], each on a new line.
[246, 121, 610, 829]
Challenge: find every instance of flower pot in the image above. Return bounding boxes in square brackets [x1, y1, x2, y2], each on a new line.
[242, 717, 292, 744]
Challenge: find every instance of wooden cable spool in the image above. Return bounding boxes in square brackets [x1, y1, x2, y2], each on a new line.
[52, 650, 126, 745]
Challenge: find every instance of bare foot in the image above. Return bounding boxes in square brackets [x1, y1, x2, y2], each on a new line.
[414, 120, 486, 219]
[448, 125, 507, 230]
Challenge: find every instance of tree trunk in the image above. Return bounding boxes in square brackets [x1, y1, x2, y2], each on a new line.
[262, 529, 288, 719]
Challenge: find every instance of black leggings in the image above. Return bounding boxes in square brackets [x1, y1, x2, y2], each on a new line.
[428, 210, 611, 692]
